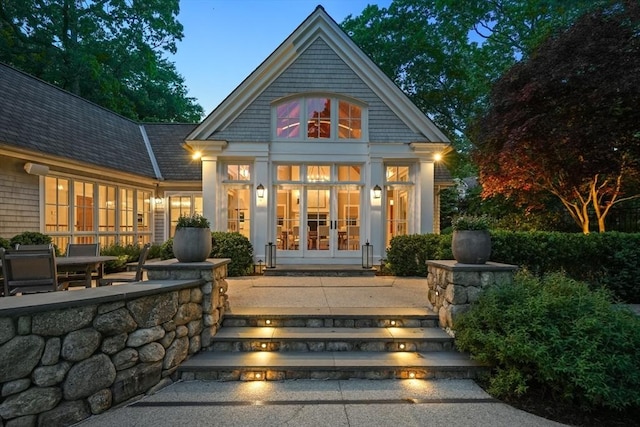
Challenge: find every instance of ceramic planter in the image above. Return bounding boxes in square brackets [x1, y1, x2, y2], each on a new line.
[451, 230, 491, 264]
[173, 227, 212, 262]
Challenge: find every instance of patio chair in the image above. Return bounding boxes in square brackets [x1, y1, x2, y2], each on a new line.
[98, 243, 151, 286]
[317, 225, 330, 250]
[15, 243, 53, 251]
[1, 247, 59, 296]
[62, 243, 102, 287]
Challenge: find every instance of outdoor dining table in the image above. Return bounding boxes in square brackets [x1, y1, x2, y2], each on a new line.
[56, 255, 117, 288]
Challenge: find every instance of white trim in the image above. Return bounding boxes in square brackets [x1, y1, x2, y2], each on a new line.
[139, 125, 163, 180]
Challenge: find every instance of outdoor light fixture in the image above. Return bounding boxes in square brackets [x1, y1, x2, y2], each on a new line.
[191, 150, 202, 160]
[373, 185, 382, 199]
[257, 183, 265, 198]
[362, 241, 373, 269]
[261, 343, 268, 349]
[265, 319, 272, 325]
[266, 242, 276, 268]
[434, 152, 443, 162]
[390, 320, 397, 326]
[399, 343, 406, 350]
[408, 371, 416, 379]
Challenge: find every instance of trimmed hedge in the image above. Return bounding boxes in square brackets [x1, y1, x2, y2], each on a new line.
[455, 272, 640, 411]
[385, 231, 640, 302]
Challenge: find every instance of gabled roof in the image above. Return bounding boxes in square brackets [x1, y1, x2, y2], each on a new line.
[0, 62, 157, 177]
[188, 6, 449, 143]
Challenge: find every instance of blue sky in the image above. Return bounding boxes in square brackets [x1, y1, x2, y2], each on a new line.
[171, 0, 392, 114]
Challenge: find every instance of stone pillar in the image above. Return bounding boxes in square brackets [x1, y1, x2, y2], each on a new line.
[426, 260, 517, 335]
[144, 259, 230, 348]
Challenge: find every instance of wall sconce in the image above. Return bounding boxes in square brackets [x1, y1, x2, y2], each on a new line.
[257, 183, 265, 198]
[373, 185, 382, 199]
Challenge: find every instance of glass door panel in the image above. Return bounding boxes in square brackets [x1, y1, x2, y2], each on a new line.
[306, 187, 329, 252]
[385, 187, 409, 247]
[337, 187, 360, 251]
[276, 187, 301, 251]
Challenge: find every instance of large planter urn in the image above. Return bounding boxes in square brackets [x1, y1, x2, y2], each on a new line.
[451, 230, 491, 264]
[173, 227, 212, 263]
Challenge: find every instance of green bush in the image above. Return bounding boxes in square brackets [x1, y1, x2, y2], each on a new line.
[0, 237, 10, 250]
[100, 243, 143, 273]
[385, 234, 451, 276]
[211, 232, 253, 277]
[160, 232, 254, 277]
[9, 231, 60, 255]
[455, 271, 640, 411]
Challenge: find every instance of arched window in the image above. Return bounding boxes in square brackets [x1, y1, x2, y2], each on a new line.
[274, 96, 364, 140]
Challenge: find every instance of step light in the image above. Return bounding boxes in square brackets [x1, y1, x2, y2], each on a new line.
[265, 319, 272, 325]
[260, 342, 268, 350]
[408, 371, 416, 379]
[398, 343, 406, 350]
[389, 320, 397, 326]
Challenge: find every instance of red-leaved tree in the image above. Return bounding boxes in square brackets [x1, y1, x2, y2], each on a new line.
[474, 1, 640, 233]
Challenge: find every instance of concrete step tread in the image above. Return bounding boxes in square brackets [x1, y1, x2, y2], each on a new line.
[179, 351, 484, 370]
[213, 327, 452, 341]
[226, 307, 436, 318]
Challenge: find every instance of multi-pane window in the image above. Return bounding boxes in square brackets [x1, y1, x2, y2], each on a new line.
[168, 195, 203, 237]
[44, 177, 153, 246]
[226, 164, 251, 181]
[306, 98, 331, 138]
[338, 101, 362, 139]
[386, 166, 411, 182]
[275, 96, 364, 140]
[227, 188, 251, 238]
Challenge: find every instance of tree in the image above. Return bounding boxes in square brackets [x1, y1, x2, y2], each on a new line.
[0, 0, 203, 122]
[473, 1, 640, 233]
[341, 0, 600, 173]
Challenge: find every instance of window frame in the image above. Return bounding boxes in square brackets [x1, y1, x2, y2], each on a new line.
[273, 95, 366, 141]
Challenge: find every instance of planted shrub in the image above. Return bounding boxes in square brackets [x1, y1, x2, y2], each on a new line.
[160, 232, 254, 277]
[9, 231, 59, 255]
[385, 234, 451, 276]
[100, 243, 144, 273]
[211, 232, 253, 277]
[455, 271, 640, 411]
[0, 237, 10, 250]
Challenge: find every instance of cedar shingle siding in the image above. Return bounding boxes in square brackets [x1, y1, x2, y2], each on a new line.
[0, 156, 40, 236]
[211, 38, 428, 143]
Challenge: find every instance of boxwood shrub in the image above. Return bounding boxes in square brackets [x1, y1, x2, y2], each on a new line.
[385, 234, 451, 276]
[455, 272, 640, 411]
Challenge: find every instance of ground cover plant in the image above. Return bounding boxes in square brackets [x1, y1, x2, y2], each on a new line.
[455, 271, 640, 420]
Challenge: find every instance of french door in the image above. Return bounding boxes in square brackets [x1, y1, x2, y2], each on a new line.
[276, 185, 361, 258]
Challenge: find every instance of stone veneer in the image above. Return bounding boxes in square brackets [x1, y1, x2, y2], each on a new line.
[427, 260, 518, 335]
[0, 258, 229, 427]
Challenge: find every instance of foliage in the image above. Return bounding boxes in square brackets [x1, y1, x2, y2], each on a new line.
[342, 0, 601, 174]
[210, 232, 254, 277]
[8, 231, 59, 254]
[455, 271, 640, 411]
[452, 215, 491, 231]
[0, 0, 203, 122]
[0, 237, 10, 250]
[100, 242, 146, 273]
[385, 234, 451, 276]
[175, 213, 210, 229]
[490, 231, 640, 303]
[160, 232, 254, 277]
[473, 1, 640, 233]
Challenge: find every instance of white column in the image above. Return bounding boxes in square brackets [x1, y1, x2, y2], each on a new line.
[253, 156, 269, 262]
[419, 159, 435, 233]
[202, 159, 218, 229]
[369, 157, 384, 262]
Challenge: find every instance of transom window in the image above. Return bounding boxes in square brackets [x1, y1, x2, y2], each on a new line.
[226, 164, 251, 181]
[274, 96, 364, 140]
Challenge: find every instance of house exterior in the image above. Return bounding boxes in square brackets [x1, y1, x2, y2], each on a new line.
[0, 6, 451, 266]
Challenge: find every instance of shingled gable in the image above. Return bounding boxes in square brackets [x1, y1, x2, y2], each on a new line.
[143, 123, 200, 181]
[0, 62, 158, 178]
[186, 5, 450, 144]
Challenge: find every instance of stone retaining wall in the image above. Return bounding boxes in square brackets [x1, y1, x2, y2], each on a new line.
[427, 260, 517, 335]
[0, 259, 229, 427]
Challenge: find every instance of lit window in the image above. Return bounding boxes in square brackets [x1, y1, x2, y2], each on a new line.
[386, 166, 410, 182]
[338, 101, 361, 139]
[274, 96, 364, 140]
[307, 98, 331, 139]
[227, 165, 251, 181]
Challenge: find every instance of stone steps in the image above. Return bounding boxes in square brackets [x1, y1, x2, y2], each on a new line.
[263, 264, 376, 277]
[177, 308, 488, 381]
